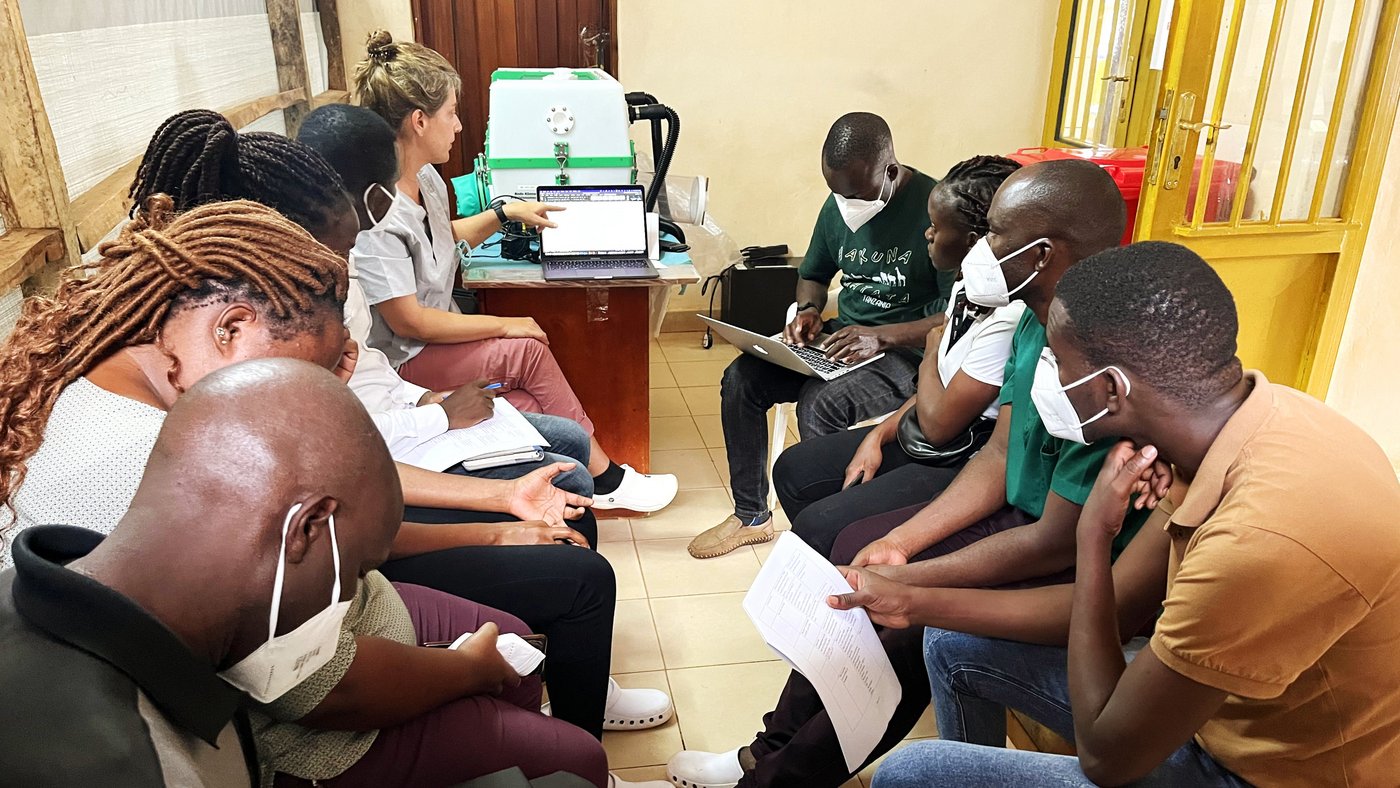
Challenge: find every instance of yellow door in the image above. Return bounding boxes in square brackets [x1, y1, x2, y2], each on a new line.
[1136, 0, 1400, 395]
[1045, 0, 1162, 148]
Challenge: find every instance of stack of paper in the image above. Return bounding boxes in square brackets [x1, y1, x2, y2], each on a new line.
[742, 532, 902, 773]
[396, 398, 550, 472]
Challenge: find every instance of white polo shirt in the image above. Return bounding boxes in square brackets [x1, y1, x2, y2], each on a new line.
[350, 164, 461, 368]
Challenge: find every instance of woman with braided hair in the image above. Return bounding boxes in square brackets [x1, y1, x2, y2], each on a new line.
[0, 196, 349, 556]
[667, 155, 1025, 788]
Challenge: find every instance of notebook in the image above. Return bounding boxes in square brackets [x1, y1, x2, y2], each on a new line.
[396, 398, 549, 472]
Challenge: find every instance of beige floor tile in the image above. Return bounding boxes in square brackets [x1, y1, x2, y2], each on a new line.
[611, 765, 670, 781]
[659, 331, 738, 364]
[907, 705, 938, 739]
[650, 449, 723, 490]
[651, 416, 705, 451]
[612, 598, 665, 674]
[631, 488, 734, 541]
[651, 592, 774, 669]
[649, 341, 665, 362]
[650, 361, 677, 389]
[598, 518, 633, 543]
[695, 415, 726, 449]
[600, 541, 647, 600]
[858, 737, 937, 784]
[602, 670, 682, 769]
[770, 505, 792, 532]
[706, 446, 730, 477]
[637, 537, 761, 598]
[752, 539, 773, 564]
[650, 388, 690, 418]
[667, 661, 790, 752]
[669, 359, 732, 387]
[680, 385, 721, 416]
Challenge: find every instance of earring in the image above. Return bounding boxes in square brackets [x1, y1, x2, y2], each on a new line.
[216, 328, 229, 345]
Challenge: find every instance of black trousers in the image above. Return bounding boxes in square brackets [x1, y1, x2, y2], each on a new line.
[773, 424, 962, 559]
[382, 506, 611, 739]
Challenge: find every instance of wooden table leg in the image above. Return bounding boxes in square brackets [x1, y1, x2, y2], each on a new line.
[476, 285, 652, 473]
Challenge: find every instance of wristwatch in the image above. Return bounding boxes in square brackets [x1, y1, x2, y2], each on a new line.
[796, 302, 821, 314]
[494, 203, 510, 226]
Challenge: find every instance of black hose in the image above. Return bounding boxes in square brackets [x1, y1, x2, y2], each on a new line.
[629, 101, 681, 215]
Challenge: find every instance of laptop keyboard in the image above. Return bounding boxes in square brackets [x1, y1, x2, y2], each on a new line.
[549, 258, 650, 270]
[790, 344, 848, 376]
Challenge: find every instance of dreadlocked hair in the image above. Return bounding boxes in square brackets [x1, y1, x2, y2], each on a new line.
[0, 195, 349, 515]
[935, 155, 1022, 237]
[129, 110, 353, 235]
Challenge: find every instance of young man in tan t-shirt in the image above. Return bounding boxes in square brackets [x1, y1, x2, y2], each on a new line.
[869, 242, 1400, 787]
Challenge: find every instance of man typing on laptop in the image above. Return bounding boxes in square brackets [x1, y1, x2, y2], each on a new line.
[688, 112, 952, 560]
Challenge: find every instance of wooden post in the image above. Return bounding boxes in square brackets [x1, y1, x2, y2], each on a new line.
[264, 0, 312, 133]
[317, 0, 347, 91]
[0, 0, 77, 292]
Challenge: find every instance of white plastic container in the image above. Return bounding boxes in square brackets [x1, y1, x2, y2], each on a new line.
[482, 68, 636, 201]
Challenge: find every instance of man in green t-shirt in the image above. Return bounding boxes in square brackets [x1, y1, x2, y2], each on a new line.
[689, 112, 952, 560]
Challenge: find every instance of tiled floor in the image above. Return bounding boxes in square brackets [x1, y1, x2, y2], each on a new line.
[600, 331, 935, 787]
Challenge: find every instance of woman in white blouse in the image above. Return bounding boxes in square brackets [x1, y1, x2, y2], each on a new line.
[348, 31, 677, 515]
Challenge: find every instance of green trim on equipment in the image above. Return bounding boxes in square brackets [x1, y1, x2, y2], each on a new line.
[491, 69, 600, 81]
[486, 155, 636, 169]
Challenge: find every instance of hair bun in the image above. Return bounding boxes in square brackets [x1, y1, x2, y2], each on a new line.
[366, 30, 397, 62]
[136, 194, 177, 231]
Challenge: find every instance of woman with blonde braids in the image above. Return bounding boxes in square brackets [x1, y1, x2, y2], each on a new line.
[0, 197, 630, 788]
[350, 31, 678, 513]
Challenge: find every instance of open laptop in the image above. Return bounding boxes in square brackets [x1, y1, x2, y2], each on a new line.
[536, 185, 658, 281]
[697, 315, 885, 381]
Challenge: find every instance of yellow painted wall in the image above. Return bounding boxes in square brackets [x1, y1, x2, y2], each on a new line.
[336, 0, 416, 87]
[616, 0, 1060, 315]
[1326, 103, 1400, 472]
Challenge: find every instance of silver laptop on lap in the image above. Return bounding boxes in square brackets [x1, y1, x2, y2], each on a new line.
[697, 315, 885, 381]
[536, 185, 658, 281]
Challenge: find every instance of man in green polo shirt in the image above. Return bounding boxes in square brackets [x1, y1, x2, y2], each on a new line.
[689, 112, 951, 560]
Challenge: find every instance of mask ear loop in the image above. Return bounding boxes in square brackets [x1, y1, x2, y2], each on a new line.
[1058, 364, 1133, 428]
[265, 502, 302, 642]
[1001, 238, 1051, 299]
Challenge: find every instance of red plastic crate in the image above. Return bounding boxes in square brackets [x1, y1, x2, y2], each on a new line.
[1007, 147, 1242, 245]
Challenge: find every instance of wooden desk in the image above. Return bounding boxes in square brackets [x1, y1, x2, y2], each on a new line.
[464, 256, 698, 473]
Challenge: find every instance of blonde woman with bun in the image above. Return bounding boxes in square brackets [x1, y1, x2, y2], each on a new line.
[350, 30, 677, 516]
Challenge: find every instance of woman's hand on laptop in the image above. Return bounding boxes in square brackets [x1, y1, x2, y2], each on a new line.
[503, 201, 564, 229]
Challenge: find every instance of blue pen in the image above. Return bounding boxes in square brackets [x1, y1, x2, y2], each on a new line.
[484, 382, 506, 391]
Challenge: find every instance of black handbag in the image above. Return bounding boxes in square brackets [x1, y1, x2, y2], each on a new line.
[896, 409, 996, 466]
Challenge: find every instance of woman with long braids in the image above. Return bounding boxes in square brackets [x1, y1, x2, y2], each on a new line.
[666, 155, 1028, 788]
[0, 197, 643, 788]
[350, 31, 677, 514]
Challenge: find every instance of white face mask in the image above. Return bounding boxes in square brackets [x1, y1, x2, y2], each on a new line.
[1030, 349, 1131, 445]
[960, 236, 1049, 308]
[362, 182, 398, 234]
[219, 503, 351, 703]
[833, 170, 894, 233]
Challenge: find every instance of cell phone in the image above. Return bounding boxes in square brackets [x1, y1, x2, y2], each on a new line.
[423, 633, 550, 657]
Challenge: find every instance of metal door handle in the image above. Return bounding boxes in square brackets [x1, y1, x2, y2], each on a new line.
[1101, 74, 1130, 83]
[1178, 120, 1233, 132]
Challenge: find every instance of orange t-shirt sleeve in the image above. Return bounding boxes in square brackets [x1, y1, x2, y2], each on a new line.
[1150, 520, 1369, 700]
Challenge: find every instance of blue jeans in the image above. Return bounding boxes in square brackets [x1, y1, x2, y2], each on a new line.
[880, 628, 1250, 787]
[468, 412, 593, 496]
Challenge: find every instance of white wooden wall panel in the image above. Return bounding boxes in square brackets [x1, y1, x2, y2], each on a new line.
[28, 15, 283, 200]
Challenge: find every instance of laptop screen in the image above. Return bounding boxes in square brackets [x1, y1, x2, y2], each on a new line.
[537, 186, 647, 257]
